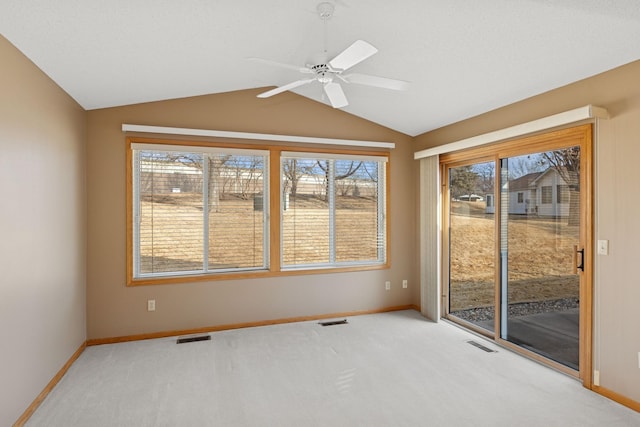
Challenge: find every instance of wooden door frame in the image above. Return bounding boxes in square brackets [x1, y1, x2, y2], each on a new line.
[440, 124, 594, 387]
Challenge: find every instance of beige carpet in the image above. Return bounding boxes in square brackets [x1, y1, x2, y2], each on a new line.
[26, 310, 640, 426]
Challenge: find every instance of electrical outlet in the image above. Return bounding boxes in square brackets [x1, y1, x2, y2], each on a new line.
[593, 370, 600, 386]
[385, 281, 391, 291]
[402, 279, 408, 289]
[147, 299, 156, 312]
[597, 240, 609, 255]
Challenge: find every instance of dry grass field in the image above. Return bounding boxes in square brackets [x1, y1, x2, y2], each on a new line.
[449, 201, 579, 312]
[139, 194, 265, 272]
[139, 196, 577, 313]
[138, 193, 380, 273]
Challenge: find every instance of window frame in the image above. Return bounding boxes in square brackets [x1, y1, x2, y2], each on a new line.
[126, 137, 391, 286]
[279, 151, 388, 271]
[130, 141, 270, 281]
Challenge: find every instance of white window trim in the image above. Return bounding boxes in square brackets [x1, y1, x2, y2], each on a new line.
[282, 151, 389, 163]
[131, 144, 270, 279]
[131, 143, 269, 157]
[279, 154, 387, 270]
[414, 105, 608, 159]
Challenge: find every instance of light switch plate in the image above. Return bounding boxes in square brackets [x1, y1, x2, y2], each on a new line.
[597, 240, 609, 255]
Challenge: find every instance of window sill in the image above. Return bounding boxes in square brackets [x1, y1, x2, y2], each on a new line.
[127, 263, 390, 286]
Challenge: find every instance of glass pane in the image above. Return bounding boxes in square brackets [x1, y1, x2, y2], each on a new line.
[448, 161, 496, 331]
[335, 160, 381, 263]
[281, 158, 330, 266]
[500, 148, 580, 369]
[134, 148, 269, 278]
[137, 151, 204, 274]
[208, 153, 267, 270]
[281, 157, 385, 268]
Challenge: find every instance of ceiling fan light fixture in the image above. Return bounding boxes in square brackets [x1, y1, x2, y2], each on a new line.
[311, 63, 333, 83]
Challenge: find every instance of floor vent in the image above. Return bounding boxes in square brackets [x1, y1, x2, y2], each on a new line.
[319, 319, 348, 327]
[176, 334, 211, 344]
[467, 340, 496, 353]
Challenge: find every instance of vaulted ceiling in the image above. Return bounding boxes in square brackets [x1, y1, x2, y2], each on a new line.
[2, 0, 639, 136]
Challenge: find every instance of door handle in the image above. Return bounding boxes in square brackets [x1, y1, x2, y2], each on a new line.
[573, 245, 585, 273]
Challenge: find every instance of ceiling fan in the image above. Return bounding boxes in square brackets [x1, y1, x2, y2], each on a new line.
[250, 2, 409, 108]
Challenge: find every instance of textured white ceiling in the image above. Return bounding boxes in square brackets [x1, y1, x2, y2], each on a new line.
[2, 0, 640, 136]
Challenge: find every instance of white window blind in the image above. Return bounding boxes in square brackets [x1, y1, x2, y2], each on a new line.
[132, 145, 269, 278]
[280, 152, 386, 269]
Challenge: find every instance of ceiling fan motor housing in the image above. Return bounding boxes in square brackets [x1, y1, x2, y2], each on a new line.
[311, 64, 333, 83]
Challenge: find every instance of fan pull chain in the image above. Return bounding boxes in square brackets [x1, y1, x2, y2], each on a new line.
[323, 14, 328, 54]
[317, 1, 334, 55]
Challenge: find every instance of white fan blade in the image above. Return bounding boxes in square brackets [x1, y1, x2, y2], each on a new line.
[343, 73, 410, 91]
[328, 40, 378, 71]
[257, 79, 316, 98]
[247, 58, 313, 74]
[323, 82, 348, 108]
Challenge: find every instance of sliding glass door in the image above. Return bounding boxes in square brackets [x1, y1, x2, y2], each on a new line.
[447, 161, 496, 332]
[499, 149, 581, 369]
[442, 125, 592, 379]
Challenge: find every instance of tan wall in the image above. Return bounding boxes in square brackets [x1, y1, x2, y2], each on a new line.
[86, 89, 417, 340]
[414, 60, 640, 403]
[0, 36, 86, 425]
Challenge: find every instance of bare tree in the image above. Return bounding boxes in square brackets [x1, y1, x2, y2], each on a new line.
[508, 154, 546, 179]
[282, 159, 305, 197]
[361, 162, 379, 183]
[167, 153, 229, 212]
[336, 177, 356, 196]
[224, 156, 264, 200]
[474, 162, 495, 195]
[316, 160, 363, 201]
[240, 157, 264, 198]
[543, 148, 580, 226]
